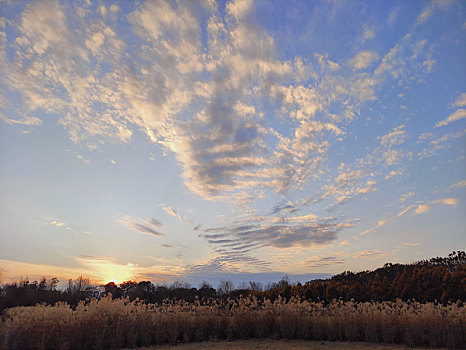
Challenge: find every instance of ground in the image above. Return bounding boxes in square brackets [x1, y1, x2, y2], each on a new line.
[128, 340, 445, 350]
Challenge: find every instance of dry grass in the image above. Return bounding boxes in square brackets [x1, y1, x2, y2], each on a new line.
[137, 339, 447, 349]
[1, 296, 464, 350]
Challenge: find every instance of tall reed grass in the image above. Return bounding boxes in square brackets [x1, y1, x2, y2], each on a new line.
[1, 296, 464, 350]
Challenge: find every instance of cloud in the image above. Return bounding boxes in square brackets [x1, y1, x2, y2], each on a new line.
[270, 202, 297, 215]
[453, 93, 466, 107]
[340, 240, 351, 246]
[388, 7, 400, 24]
[435, 109, 466, 127]
[203, 214, 346, 263]
[379, 125, 408, 148]
[48, 218, 66, 227]
[188, 253, 271, 274]
[361, 26, 375, 43]
[382, 149, 401, 166]
[271, 213, 319, 224]
[162, 206, 182, 221]
[418, 129, 465, 159]
[400, 192, 414, 202]
[350, 51, 379, 70]
[450, 180, 466, 189]
[414, 198, 459, 214]
[405, 242, 420, 246]
[0, 114, 43, 126]
[385, 170, 403, 180]
[415, 0, 449, 27]
[353, 250, 387, 259]
[359, 205, 415, 236]
[434, 91, 466, 128]
[119, 215, 164, 237]
[304, 256, 345, 268]
[76, 155, 90, 164]
[414, 204, 431, 214]
[1, 0, 432, 210]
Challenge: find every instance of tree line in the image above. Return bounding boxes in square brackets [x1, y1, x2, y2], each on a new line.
[1, 251, 464, 311]
[259, 251, 465, 303]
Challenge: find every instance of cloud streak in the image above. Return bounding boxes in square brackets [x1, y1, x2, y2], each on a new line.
[119, 215, 164, 237]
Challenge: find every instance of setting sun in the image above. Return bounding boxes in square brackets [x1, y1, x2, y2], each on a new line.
[77, 257, 136, 285]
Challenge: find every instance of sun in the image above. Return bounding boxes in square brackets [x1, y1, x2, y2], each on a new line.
[78, 256, 136, 285]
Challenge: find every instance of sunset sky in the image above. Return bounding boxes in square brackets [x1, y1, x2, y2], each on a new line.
[0, 0, 465, 287]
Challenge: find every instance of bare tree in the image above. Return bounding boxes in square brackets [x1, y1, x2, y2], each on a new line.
[218, 280, 234, 296]
[249, 281, 263, 292]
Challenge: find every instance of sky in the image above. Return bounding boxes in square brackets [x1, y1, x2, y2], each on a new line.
[0, 0, 465, 288]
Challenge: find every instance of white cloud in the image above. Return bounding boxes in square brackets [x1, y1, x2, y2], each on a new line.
[361, 26, 375, 43]
[48, 219, 65, 227]
[359, 205, 415, 236]
[350, 50, 379, 70]
[0, 114, 42, 126]
[414, 198, 459, 214]
[385, 170, 403, 180]
[163, 206, 183, 221]
[76, 155, 90, 164]
[400, 192, 414, 202]
[453, 93, 466, 107]
[431, 130, 465, 144]
[450, 180, 466, 189]
[379, 125, 408, 147]
[414, 204, 431, 214]
[435, 109, 466, 127]
[382, 149, 400, 166]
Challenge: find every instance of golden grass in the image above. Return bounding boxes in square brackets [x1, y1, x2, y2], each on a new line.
[140, 339, 447, 350]
[1, 296, 464, 350]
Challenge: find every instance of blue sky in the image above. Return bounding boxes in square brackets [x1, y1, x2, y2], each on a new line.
[0, 0, 465, 287]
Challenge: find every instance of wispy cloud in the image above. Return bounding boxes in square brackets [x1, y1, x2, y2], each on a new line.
[400, 192, 414, 202]
[435, 109, 466, 128]
[162, 206, 182, 221]
[450, 180, 466, 189]
[414, 198, 459, 214]
[434, 92, 466, 127]
[304, 256, 345, 268]
[48, 218, 66, 227]
[76, 155, 90, 164]
[360, 26, 375, 43]
[359, 205, 415, 236]
[353, 250, 387, 259]
[119, 215, 164, 237]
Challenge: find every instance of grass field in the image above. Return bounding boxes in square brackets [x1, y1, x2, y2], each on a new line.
[1, 296, 464, 350]
[135, 339, 447, 349]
